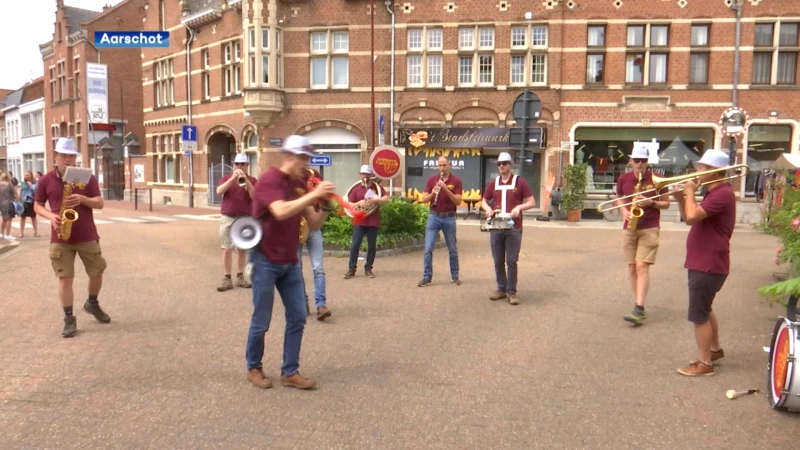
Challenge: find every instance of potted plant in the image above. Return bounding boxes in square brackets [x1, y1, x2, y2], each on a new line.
[560, 163, 588, 222]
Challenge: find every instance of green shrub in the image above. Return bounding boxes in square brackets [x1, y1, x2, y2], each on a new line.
[759, 182, 800, 307]
[322, 197, 430, 251]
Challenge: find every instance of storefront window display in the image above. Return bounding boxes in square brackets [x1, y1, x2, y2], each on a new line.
[746, 124, 793, 199]
[573, 127, 714, 193]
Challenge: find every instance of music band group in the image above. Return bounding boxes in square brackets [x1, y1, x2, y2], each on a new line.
[32, 134, 742, 390]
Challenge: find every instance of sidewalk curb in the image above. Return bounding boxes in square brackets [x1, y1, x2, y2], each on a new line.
[0, 240, 21, 256]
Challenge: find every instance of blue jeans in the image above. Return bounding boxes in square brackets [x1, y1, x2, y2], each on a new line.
[348, 226, 378, 272]
[298, 229, 326, 308]
[245, 249, 307, 376]
[423, 213, 459, 280]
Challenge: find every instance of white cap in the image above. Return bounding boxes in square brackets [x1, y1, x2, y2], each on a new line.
[234, 153, 249, 164]
[694, 149, 730, 169]
[55, 137, 79, 155]
[630, 145, 649, 159]
[360, 164, 372, 174]
[281, 135, 315, 157]
[497, 152, 513, 163]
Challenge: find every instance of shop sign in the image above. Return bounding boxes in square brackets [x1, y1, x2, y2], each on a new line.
[369, 146, 402, 180]
[398, 128, 511, 148]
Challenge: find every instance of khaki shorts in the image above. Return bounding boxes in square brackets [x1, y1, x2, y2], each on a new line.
[622, 228, 660, 265]
[49, 241, 107, 278]
[220, 215, 236, 249]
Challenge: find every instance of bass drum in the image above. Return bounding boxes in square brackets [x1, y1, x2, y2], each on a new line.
[344, 181, 385, 218]
[767, 317, 800, 411]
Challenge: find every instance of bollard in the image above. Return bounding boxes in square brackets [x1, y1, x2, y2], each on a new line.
[134, 188, 139, 210]
[149, 189, 153, 212]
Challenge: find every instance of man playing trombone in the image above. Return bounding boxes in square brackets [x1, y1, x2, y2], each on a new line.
[614, 145, 670, 325]
[672, 149, 737, 377]
[216, 153, 257, 292]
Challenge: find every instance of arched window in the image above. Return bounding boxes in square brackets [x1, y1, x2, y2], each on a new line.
[247, 132, 258, 149]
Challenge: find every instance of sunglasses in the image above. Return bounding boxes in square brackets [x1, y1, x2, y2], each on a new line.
[632, 158, 647, 164]
[497, 161, 511, 167]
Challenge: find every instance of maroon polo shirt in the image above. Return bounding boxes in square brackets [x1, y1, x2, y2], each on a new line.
[348, 182, 384, 228]
[219, 174, 258, 217]
[482, 175, 533, 229]
[301, 169, 324, 212]
[685, 183, 736, 275]
[34, 168, 101, 244]
[616, 171, 668, 230]
[252, 167, 308, 264]
[425, 173, 463, 214]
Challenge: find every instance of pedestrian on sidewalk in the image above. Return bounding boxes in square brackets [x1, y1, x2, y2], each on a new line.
[33, 138, 111, 338]
[245, 135, 334, 390]
[18, 171, 40, 238]
[0, 171, 19, 240]
[215, 153, 257, 291]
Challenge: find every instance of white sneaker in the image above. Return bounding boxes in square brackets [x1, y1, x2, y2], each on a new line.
[5, 235, 16, 240]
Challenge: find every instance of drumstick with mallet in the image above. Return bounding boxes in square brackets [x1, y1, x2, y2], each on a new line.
[726, 389, 759, 400]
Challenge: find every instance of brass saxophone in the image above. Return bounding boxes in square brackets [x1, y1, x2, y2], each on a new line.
[58, 182, 80, 241]
[627, 171, 644, 231]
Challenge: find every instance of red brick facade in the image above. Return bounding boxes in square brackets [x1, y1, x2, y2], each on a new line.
[136, 0, 800, 211]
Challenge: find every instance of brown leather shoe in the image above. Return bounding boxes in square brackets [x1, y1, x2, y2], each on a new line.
[489, 290, 507, 301]
[711, 349, 724, 362]
[343, 270, 356, 279]
[677, 360, 714, 377]
[317, 306, 331, 321]
[280, 372, 316, 390]
[508, 293, 519, 305]
[365, 270, 375, 278]
[246, 368, 273, 389]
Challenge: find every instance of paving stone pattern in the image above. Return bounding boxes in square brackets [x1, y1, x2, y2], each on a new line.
[0, 218, 797, 450]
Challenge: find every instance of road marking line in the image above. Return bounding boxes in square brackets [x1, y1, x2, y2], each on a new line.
[95, 219, 114, 225]
[174, 214, 221, 220]
[140, 216, 177, 222]
[107, 217, 148, 223]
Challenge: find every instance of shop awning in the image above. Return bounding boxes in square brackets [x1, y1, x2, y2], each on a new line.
[771, 153, 800, 170]
[655, 136, 699, 165]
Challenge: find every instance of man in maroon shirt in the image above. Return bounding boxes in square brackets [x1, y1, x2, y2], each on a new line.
[672, 149, 737, 377]
[245, 135, 334, 390]
[344, 165, 389, 279]
[33, 137, 110, 338]
[418, 156, 463, 287]
[216, 152, 258, 292]
[480, 152, 535, 305]
[614, 145, 670, 325]
[297, 168, 332, 321]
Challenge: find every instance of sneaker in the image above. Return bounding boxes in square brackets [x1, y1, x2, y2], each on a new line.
[62, 316, 77, 338]
[508, 293, 519, 305]
[677, 360, 714, 377]
[452, 277, 462, 286]
[343, 270, 356, 279]
[623, 306, 647, 325]
[246, 368, 273, 389]
[365, 270, 375, 278]
[317, 306, 331, 321]
[418, 279, 432, 287]
[280, 372, 316, 390]
[217, 276, 234, 292]
[83, 301, 111, 323]
[234, 276, 251, 288]
[711, 349, 725, 362]
[489, 290, 507, 301]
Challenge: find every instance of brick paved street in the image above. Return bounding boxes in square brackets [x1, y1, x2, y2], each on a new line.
[0, 208, 797, 449]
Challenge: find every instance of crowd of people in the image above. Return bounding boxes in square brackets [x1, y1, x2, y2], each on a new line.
[0, 169, 42, 240]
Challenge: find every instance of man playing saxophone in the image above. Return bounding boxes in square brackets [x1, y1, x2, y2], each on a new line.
[614, 145, 670, 325]
[33, 137, 109, 338]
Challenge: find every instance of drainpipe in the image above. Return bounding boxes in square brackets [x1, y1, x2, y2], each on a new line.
[184, 23, 196, 207]
[85, 37, 101, 181]
[370, 0, 376, 152]
[729, 0, 743, 167]
[385, 0, 395, 195]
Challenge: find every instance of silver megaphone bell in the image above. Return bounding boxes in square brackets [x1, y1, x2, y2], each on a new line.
[230, 217, 263, 250]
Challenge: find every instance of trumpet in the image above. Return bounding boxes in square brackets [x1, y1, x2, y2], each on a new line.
[597, 164, 749, 213]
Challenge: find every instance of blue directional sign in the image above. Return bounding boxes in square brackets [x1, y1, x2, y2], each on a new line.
[182, 125, 197, 142]
[310, 155, 332, 166]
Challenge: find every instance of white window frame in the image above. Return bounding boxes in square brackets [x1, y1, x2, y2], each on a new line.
[509, 24, 548, 87]
[309, 30, 349, 89]
[753, 21, 799, 86]
[223, 40, 242, 96]
[154, 58, 174, 107]
[458, 26, 495, 87]
[406, 27, 443, 88]
[624, 23, 669, 85]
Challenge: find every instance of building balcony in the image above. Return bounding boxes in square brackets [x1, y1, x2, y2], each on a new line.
[242, 86, 286, 127]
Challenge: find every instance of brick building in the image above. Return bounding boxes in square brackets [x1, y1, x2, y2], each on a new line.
[0, 88, 15, 173]
[139, 0, 799, 220]
[39, 0, 147, 199]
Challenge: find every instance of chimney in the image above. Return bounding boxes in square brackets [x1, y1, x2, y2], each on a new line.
[56, 0, 63, 10]
[103, 3, 112, 11]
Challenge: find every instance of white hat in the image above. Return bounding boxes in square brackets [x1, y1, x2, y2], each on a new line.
[234, 153, 249, 164]
[55, 137, 79, 155]
[359, 164, 372, 174]
[281, 135, 315, 157]
[694, 149, 730, 169]
[630, 145, 649, 159]
[497, 152, 513, 163]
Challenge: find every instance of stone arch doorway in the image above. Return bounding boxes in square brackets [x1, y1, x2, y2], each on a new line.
[207, 130, 237, 167]
[303, 126, 364, 194]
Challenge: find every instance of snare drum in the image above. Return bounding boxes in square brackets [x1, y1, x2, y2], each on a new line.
[479, 213, 515, 232]
[767, 317, 800, 411]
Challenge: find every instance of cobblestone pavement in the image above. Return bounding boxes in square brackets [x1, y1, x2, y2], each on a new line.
[0, 215, 796, 450]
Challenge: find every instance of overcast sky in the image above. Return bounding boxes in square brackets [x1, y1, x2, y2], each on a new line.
[0, 0, 124, 90]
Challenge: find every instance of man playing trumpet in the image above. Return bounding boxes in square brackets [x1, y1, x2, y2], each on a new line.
[418, 156, 462, 287]
[614, 145, 670, 325]
[216, 153, 257, 292]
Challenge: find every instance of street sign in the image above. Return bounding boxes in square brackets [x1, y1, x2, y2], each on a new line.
[509, 128, 546, 148]
[184, 150, 190, 156]
[182, 141, 197, 153]
[720, 107, 749, 138]
[182, 125, 197, 142]
[513, 90, 542, 123]
[310, 155, 332, 166]
[369, 146, 403, 180]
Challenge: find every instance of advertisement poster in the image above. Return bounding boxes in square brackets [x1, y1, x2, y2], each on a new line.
[134, 164, 145, 182]
[404, 147, 483, 204]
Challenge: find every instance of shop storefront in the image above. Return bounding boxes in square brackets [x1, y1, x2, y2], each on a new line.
[745, 124, 794, 199]
[573, 126, 715, 195]
[398, 127, 545, 206]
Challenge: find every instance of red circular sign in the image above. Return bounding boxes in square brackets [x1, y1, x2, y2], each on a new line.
[369, 146, 402, 180]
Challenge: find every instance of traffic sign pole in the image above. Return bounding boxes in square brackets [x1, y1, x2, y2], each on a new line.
[182, 125, 198, 208]
[512, 90, 542, 175]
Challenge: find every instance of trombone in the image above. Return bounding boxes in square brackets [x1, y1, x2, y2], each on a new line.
[597, 164, 749, 213]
